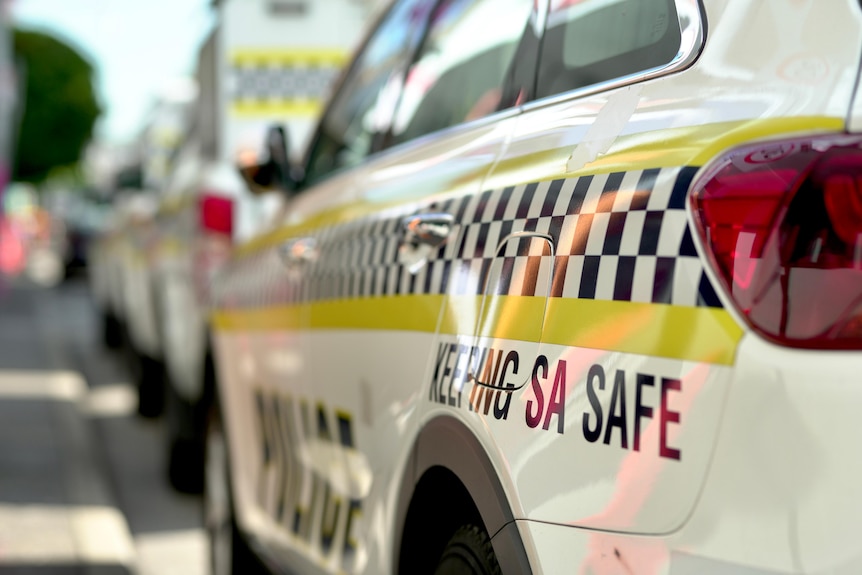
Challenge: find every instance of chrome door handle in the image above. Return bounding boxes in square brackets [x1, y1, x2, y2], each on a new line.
[277, 237, 318, 267]
[399, 213, 454, 273]
[402, 213, 454, 247]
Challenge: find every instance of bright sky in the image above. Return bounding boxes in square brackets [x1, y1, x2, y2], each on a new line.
[10, 0, 216, 145]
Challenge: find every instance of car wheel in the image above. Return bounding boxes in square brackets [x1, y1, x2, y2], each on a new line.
[168, 435, 204, 494]
[100, 310, 123, 350]
[205, 401, 266, 575]
[433, 525, 501, 575]
[166, 384, 205, 494]
[133, 354, 165, 418]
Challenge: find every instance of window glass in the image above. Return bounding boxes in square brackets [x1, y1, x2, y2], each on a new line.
[536, 0, 681, 99]
[302, 0, 432, 186]
[389, 0, 534, 146]
[495, 4, 543, 112]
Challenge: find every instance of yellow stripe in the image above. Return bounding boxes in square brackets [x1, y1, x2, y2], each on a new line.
[230, 100, 324, 118]
[155, 238, 187, 257]
[439, 295, 547, 342]
[310, 296, 445, 331]
[230, 48, 349, 67]
[541, 298, 742, 365]
[582, 116, 843, 176]
[235, 203, 379, 257]
[211, 295, 742, 365]
[157, 194, 195, 217]
[231, 116, 843, 257]
[212, 306, 307, 331]
[212, 297, 441, 332]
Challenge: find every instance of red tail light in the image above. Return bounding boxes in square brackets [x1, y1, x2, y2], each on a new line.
[200, 193, 233, 237]
[691, 135, 862, 349]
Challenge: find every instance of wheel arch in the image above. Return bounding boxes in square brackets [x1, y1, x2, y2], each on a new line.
[394, 415, 532, 575]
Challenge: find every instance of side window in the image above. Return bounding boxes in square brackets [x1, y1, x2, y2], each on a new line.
[536, 0, 682, 99]
[388, 0, 535, 146]
[302, 0, 433, 186]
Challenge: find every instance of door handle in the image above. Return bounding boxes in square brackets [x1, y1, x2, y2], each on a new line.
[399, 213, 454, 274]
[402, 213, 454, 247]
[277, 237, 318, 268]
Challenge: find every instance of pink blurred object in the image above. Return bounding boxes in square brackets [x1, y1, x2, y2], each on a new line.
[0, 217, 25, 276]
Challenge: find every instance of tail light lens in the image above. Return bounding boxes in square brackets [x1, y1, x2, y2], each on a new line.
[200, 193, 233, 237]
[691, 135, 862, 349]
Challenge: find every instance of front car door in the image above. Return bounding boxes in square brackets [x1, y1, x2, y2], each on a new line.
[211, 0, 540, 572]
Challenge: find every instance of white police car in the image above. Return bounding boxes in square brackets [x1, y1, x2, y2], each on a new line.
[204, 0, 862, 573]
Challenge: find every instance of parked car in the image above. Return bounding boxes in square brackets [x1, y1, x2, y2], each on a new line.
[56, 191, 112, 272]
[2, 184, 73, 287]
[88, 184, 166, 411]
[204, 0, 862, 574]
[133, 0, 372, 494]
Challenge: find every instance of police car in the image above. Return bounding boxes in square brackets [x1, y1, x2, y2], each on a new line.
[204, 0, 862, 573]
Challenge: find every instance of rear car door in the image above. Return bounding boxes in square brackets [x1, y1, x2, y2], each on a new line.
[453, 0, 729, 536]
[434, 0, 859, 546]
[490, 2, 862, 572]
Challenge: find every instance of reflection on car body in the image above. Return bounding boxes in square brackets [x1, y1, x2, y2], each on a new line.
[203, 0, 862, 574]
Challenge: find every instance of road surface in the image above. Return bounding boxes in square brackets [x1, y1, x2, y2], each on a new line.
[0, 273, 207, 575]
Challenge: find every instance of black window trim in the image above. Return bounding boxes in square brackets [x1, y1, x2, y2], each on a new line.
[296, 0, 427, 191]
[521, 0, 706, 113]
[297, 0, 548, 191]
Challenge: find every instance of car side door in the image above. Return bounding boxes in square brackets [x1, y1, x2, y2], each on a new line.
[272, 0, 541, 572]
[209, 0, 433, 568]
[211, 0, 537, 572]
[445, 0, 741, 540]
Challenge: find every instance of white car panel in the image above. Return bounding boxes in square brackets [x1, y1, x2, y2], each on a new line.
[668, 335, 862, 574]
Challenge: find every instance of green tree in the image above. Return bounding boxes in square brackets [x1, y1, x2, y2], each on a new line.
[12, 28, 101, 184]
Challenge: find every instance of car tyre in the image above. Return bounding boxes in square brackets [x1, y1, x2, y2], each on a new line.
[433, 525, 501, 575]
[133, 353, 165, 418]
[166, 384, 205, 494]
[205, 400, 267, 575]
[164, 371, 211, 493]
[168, 435, 204, 494]
[100, 310, 123, 350]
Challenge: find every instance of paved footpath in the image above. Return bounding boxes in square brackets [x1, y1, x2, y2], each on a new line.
[0, 279, 136, 574]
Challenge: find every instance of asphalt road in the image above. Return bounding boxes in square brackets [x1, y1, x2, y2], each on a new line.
[0, 272, 207, 575]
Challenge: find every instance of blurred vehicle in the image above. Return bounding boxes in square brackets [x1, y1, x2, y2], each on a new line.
[88, 179, 164, 404]
[201, 0, 862, 574]
[89, 165, 146, 348]
[0, 3, 19, 279]
[89, 146, 172, 412]
[86, 0, 374, 490]
[42, 186, 112, 272]
[1, 184, 36, 279]
[63, 195, 112, 271]
[1, 184, 71, 287]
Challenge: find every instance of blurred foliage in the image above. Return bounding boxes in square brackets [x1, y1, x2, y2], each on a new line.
[45, 163, 86, 188]
[12, 28, 101, 184]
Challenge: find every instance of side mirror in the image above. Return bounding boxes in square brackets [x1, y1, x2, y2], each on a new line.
[238, 125, 297, 195]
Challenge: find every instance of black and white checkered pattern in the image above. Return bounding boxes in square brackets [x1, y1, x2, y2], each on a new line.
[230, 65, 340, 102]
[215, 166, 722, 310]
